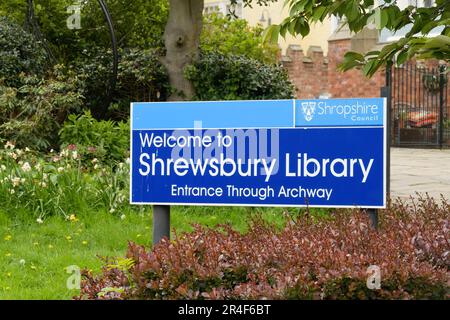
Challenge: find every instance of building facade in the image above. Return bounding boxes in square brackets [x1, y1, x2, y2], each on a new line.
[203, 0, 333, 55]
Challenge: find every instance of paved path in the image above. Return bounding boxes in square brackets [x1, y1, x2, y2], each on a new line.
[391, 148, 450, 200]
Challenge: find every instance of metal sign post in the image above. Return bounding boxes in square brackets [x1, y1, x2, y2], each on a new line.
[152, 205, 170, 245]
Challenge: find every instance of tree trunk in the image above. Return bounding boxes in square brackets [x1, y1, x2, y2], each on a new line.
[162, 0, 204, 101]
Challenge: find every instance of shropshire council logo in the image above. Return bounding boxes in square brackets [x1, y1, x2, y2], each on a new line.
[301, 102, 316, 122]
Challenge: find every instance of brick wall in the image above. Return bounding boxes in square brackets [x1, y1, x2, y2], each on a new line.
[281, 38, 448, 108]
[281, 45, 329, 99]
[281, 38, 385, 99]
[327, 39, 385, 98]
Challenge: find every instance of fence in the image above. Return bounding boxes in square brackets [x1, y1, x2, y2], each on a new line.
[390, 62, 449, 148]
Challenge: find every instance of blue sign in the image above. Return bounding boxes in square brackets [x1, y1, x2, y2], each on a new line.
[131, 99, 386, 208]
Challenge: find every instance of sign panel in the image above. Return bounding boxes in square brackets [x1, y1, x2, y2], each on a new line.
[131, 99, 386, 208]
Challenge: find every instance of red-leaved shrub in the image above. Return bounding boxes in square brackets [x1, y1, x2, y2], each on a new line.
[77, 197, 449, 300]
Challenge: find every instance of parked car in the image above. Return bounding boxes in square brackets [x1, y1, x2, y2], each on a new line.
[406, 110, 438, 128]
[393, 102, 438, 128]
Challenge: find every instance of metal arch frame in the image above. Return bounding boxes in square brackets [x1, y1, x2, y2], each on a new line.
[97, 0, 118, 117]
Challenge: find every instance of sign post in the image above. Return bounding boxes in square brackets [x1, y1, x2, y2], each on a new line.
[131, 98, 387, 244]
[152, 205, 170, 245]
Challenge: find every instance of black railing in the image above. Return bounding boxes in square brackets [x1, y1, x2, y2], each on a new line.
[391, 62, 449, 148]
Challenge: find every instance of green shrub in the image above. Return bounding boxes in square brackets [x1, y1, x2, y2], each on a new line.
[186, 51, 295, 101]
[0, 66, 84, 150]
[59, 110, 129, 162]
[0, 0, 168, 63]
[74, 48, 169, 120]
[77, 198, 449, 300]
[201, 13, 279, 64]
[0, 17, 48, 87]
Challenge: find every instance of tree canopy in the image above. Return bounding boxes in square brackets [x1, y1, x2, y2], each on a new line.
[264, 0, 449, 77]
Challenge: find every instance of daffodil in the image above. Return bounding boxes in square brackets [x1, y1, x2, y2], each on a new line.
[5, 141, 15, 149]
[21, 162, 31, 172]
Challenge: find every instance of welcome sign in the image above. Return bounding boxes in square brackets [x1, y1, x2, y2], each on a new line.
[131, 99, 386, 208]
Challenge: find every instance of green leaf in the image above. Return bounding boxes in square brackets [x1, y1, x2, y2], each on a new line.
[312, 6, 327, 22]
[380, 8, 389, 29]
[396, 50, 408, 66]
[262, 24, 280, 44]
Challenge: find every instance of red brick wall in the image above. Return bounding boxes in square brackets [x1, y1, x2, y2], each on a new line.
[327, 39, 385, 98]
[281, 39, 449, 119]
[281, 46, 328, 99]
[281, 39, 385, 99]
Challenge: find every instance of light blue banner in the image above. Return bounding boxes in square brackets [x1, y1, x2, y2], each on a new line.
[132, 100, 294, 130]
[295, 98, 385, 127]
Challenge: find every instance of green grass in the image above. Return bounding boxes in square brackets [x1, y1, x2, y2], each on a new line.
[0, 206, 299, 300]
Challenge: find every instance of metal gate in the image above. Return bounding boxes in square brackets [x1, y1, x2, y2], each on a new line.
[391, 62, 449, 148]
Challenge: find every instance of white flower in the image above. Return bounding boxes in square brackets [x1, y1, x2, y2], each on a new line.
[60, 149, 69, 157]
[5, 141, 15, 150]
[94, 164, 100, 170]
[57, 167, 64, 173]
[36, 218, 44, 224]
[21, 162, 32, 172]
[10, 189, 15, 194]
[72, 151, 78, 160]
[16, 149, 23, 156]
[10, 152, 17, 160]
[1, 165, 6, 170]
[109, 208, 116, 214]
[11, 177, 20, 187]
[20, 178, 25, 184]
[19, 259, 26, 266]
[91, 158, 98, 164]
[120, 214, 126, 220]
[25, 147, 31, 152]
[39, 182, 47, 188]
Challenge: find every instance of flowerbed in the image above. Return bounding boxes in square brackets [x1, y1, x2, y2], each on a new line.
[78, 197, 449, 300]
[0, 142, 130, 220]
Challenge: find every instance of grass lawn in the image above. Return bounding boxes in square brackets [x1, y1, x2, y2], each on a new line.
[0, 206, 294, 300]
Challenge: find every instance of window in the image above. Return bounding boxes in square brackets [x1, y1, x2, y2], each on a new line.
[379, 0, 439, 42]
[204, 1, 243, 19]
[423, 0, 433, 8]
[226, 3, 243, 18]
[204, 4, 221, 15]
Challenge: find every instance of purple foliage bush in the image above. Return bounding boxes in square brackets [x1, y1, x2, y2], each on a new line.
[77, 197, 449, 300]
